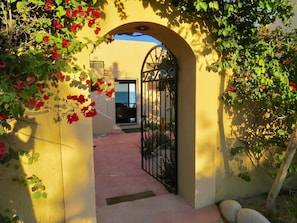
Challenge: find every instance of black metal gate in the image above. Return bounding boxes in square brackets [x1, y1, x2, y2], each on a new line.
[140, 45, 178, 193]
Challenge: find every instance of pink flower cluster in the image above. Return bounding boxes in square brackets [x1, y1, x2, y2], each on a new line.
[42, 0, 102, 61]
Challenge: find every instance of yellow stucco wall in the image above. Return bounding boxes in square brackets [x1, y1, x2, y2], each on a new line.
[90, 40, 157, 135]
[0, 85, 65, 222]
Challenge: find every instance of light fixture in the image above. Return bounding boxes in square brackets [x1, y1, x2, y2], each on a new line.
[135, 25, 150, 31]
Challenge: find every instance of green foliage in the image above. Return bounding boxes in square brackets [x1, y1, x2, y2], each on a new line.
[0, 0, 112, 131]
[0, 209, 19, 223]
[238, 171, 252, 182]
[0, 145, 46, 199]
[174, 0, 297, 182]
[14, 174, 47, 199]
[288, 192, 297, 219]
[230, 146, 244, 156]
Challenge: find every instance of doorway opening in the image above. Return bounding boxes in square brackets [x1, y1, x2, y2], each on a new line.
[92, 21, 197, 208]
[91, 33, 175, 208]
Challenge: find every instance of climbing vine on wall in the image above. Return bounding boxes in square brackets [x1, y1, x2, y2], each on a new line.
[0, 0, 114, 220]
[172, 0, 297, 215]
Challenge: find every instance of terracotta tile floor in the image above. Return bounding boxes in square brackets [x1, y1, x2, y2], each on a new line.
[93, 132, 221, 223]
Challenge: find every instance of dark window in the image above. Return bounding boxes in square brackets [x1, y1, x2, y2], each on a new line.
[115, 80, 137, 123]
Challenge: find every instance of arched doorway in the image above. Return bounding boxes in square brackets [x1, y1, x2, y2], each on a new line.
[93, 21, 197, 207]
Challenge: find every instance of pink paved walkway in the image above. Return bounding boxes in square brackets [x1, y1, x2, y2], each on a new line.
[93, 132, 221, 223]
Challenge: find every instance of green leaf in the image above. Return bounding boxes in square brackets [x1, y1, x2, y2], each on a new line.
[251, 146, 262, 153]
[200, 2, 208, 12]
[16, 1, 26, 12]
[194, 0, 208, 12]
[42, 192, 48, 198]
[55, 0, 63, 5]
[28, 157, 33, 165]
[0, 124, 4, 135]
[230, 146, 244, 155]
[35, 33, 43, 43]
[277, 129, 287, 136]
[238, 172, 251, 182]
[56, 6, 66, 18]
[209, 1, 219, 10]
[32, 191, 41, 199]
[33, 153, 40, 161]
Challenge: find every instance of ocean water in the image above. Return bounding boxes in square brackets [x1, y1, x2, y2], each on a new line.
[115, 91, 136, 108]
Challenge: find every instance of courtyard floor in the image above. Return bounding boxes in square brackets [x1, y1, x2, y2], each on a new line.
[93, 132, 221, 223]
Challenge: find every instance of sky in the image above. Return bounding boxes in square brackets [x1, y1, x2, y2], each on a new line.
[114, 33, 161, 44]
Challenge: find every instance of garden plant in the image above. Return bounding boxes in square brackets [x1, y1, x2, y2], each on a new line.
[173, 0, 297, 219]
[0, 0, 114, 221]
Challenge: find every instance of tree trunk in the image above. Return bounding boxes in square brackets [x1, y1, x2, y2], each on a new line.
[265, 122, 297, 216]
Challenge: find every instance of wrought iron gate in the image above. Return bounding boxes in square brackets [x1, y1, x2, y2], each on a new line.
[141, 45, 178, 193]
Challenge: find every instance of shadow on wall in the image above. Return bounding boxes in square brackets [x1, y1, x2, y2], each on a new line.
[217, 71, 273, 200]
[97, 0, 208, 35]
[0, 118, 37, 222]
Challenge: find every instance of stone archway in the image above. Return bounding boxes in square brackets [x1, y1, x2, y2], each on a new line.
[60, 2, 220, 220]
[105, 22, 198, 207]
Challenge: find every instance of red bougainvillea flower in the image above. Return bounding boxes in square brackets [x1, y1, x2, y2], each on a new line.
[71, 10, 78, 17]
[94, 27, 101, 35]
[28, 99, 37, 105]
[84, 109, 97, 117]
[86, 7, 92, 16]
[44, 0, 54, 11]
[0, 142, 7, 161]
[106, 88, 115, 98]
[81, 102, 97, 117]
[228, 86, 235, 92]
[36, 101, 45, 108]
[76, 5, 85, 16]
[67, 113, 79, 124]
[26, 76, 36, 84]
[70, 23, 81, 33]
[259, 84, 265, 90]
[50, 46, 61, 60]
[97, 88, 103, 94]
[66, 8, 72, 18]
[56, 71, 65, 81]
[88, 20, 95, 27]
[92, 10, 101, 18]
[0, 60, 7, 68]
[0, 114, 6, 119]
[43, 36, 50, 43]
[62, 39, 70, 48]
[285, 59, 292, 65]
[14, 81, 26, 89]
[53, 20, 63, 30]
[36, 83, 43, 88]
[98, 79, 105, 85]
[43, 95, 49, 100]
[289, 82, 296, 91]
[67, 94, 87, 104]
[86, 79, 91, 85]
